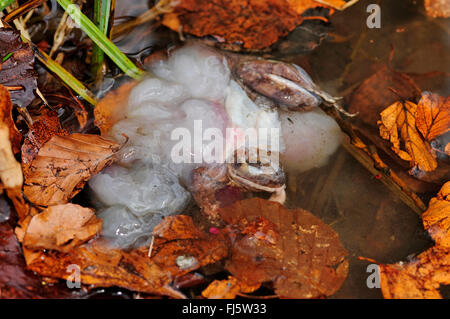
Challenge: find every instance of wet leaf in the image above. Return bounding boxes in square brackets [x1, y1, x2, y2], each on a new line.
[422, 182, 450, 248]
[0, 222, 75, 298]
[21, 109, 68, 169]
[220, 198, 348, 298]
[0, 85, 23, 189]
[377, 100, 438, 172]
[424, 0, 450, 18]
[162, 0, 338, 51]
[23, 133, 120, 206]
[94, 81, 136, 135]
[415, 92, 450, 142]
[0, 28, 37, 108]
[202, 276, 260, 299]
[348, 65, 421, 129]
[380, 182, 450, 299]
[25, 215, 229, 298]
[16, 204, 102, 253]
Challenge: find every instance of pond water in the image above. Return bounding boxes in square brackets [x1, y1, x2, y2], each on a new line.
[111, 0, 449, 298]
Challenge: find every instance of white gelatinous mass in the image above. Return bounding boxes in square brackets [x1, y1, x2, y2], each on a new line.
[89, 44, 343, 248]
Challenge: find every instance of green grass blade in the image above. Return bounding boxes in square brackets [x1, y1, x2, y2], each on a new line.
[92, 0, 112, 72]
[57, 0, 146, 80]
[0, 0, 15, 11]
[35, 47, 98, 105]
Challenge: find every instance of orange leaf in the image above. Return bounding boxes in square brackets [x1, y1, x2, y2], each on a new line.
[378, 100, 438, 172]
[424, 0, 450, 18]
[220, 198, 348, 298]
[23, 133, 120, 206]
[162, 0, 340, 51]
[25, 215, 229, 297]
[415, 92, 450, 142]
[202, 276, 260, 299]
[94, 81, 137, 135]
[17, 204, 102, 253]
[422, 181, 450, 248]
[380, 181, 450, 299]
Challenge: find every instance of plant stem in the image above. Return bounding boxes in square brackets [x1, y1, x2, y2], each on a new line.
[92, 0, 114, 79]
[34, 46, 98, 106]
[56, 0, 145, 80]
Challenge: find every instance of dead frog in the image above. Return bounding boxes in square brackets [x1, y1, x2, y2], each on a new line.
[191, 52, 349, 224]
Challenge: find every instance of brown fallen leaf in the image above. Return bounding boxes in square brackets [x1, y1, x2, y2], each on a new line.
[21, 109, 68, 169]
[16, 204, 102, 253]
[424, 0, 450, 18]
[94, 81, 136, 135]
[202, 276, 260, 299]
[162, 0, 337, 51]
[25, 241, 186, 298]
[23, 133, 120, 206]
[422, 182, 450, 248]
[0, 222, 76, 299]
[348, 65, 421, 130]
[220, 198, 348, 298]
[25, 215, 229, 297]
[0, 85, 22, 189]
[0, 28, 37, 108]
[378, 100, 438, 172]
[380, 181, 450, 299]
[415, 92, 450, 142]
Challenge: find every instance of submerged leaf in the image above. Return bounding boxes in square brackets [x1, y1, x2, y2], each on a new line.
[162, 0, 338, 51]
[202, 276, 260, 299]
[25, 215, 228, 297]
[380, 182, 450, 299]
[424, 0, 450, 18]
[23, 133, 120, 206]
[415, 92, 450, 142]
[0, 222, 74, 299]
[0, 28, 37, 108]
[17, 204, 102, 253]
[378, 100, 438, 172]
[220, 198, 348, 298]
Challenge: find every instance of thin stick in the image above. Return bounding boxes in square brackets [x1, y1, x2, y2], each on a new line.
[321, 106, 426, 215]
[111, 0, 173, 39]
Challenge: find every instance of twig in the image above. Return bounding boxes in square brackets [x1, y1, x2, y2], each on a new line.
[321, 106, 426, 215]
[111, 0, 174, 39]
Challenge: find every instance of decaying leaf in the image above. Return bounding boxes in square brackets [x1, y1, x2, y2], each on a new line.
[162, 0, 347, 51]
[16, 204, 102, 253]
[380, 181, 450, 299]
[21, 109, 68, 169]
[150, 215, 229, 276]
[0, 222, 75, 299]
[422, 182, 450, 248]
[415, 92, 450, 142]
[0, 28, 37, 108]
[0, 85, 23, 189]
[94, 81, 136, 135]
[349, 65, 421, 129]
[23, 133, 120, 206]
[25, 215, 229, 298]
[202, 276, 260, 299]
[424, 0, 450, 18]
[220, 198, 349, 298]
[378, 100, 438, 172]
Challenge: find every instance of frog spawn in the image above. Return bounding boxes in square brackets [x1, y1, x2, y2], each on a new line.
[89, 44, 342, 248]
